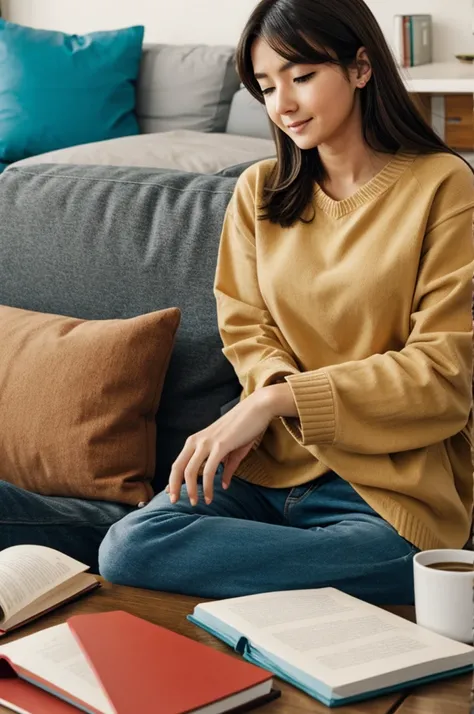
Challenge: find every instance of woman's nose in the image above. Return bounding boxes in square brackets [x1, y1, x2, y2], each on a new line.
[274, 87, 298, 116]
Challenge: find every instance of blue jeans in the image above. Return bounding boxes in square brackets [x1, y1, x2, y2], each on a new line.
[0, 481, 132, 572]
[99, 470, 419, 604]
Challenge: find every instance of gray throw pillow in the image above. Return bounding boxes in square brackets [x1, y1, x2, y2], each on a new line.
[137, 44, 241, 133]
[226, 87, 273, 140]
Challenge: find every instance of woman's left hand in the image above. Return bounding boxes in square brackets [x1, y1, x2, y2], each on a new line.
[167, 390, 274, 506]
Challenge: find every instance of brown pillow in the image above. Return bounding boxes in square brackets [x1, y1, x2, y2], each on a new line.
[0, 305, 180, 505]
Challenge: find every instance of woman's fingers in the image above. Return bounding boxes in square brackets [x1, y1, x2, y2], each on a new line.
[168, 440, 196, 503]
[167, 467, 183, 503]
[168, 440, 254, 507]
[166, 393, 273, 506]
[168, 433, 219, 506]
[202, 448, 224, 504]
[221, 442, 254, 489]
[221, 457, 237, 490]
[183, 446, 209, 505]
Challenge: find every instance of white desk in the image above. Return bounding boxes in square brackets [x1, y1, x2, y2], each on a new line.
[399, 62, 474, 149]
[401, 62, 474, 94]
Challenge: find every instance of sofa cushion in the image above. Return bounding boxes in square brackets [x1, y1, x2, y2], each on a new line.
[136, 44, 241, 133]
[8, 130, 276, 174]
[0, 20, 144, 165]
[0, 305, 180, 504]
[226, 87, 273, 140]
[0, 163, 248, 490]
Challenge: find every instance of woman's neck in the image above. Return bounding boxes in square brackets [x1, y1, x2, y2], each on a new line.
[318, 139, 395, 201]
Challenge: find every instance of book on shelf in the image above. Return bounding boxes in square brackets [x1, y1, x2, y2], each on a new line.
[0, 544, 99, 635]
[0, 610, 279, 714]
[394, 14, 432, 67]
[188, 587, 474, 708]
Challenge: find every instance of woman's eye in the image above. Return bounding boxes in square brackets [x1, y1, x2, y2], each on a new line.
[294, 72, 315, 84]
[260, 72, 314, 96]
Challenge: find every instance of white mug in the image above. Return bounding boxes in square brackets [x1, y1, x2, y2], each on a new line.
[413, 549, 474, 643]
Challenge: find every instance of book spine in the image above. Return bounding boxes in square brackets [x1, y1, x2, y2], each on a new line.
[411, 17, 418, 67]
[425, 19, 433, 63]
[409, 16, 414, 67]
[393, 15, 404, 66]
[403, 16, 411, 68]
[411, 16, 433, 66]
[420, 17, 432, 65]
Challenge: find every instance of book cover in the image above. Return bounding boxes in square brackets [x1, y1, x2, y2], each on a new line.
[393, 15, 404, 66]
[411, 15, 432, 66]
[403, 16, 411, 68]
[0, 611, 278, 714]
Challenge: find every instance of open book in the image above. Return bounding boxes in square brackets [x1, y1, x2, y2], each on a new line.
[0, 545, 99, 635]
[188, 587, 474, 708]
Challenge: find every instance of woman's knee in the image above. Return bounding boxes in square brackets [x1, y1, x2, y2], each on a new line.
[98, 494, 188, 587]
[98, 508, 148, 585]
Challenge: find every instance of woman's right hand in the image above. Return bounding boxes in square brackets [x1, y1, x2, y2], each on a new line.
[220, 441, 255, 489]
[166, 388, 274, 505]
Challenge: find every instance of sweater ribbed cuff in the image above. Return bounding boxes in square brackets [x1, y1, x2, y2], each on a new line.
[283, 371, 336, 446]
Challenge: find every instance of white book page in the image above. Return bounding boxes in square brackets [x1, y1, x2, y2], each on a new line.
[0, 623, 114, 714]
[2, 573, 98, 631]
[0, 700, 31, 714]
[0, 546, 88, 625]
[197, 588, 474, 689]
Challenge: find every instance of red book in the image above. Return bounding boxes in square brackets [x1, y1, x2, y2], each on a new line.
[0, 610, 278, 714]
[403, 16, 412, 67]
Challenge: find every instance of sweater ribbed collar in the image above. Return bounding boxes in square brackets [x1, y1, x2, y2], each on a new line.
[314, 151, 417, 219]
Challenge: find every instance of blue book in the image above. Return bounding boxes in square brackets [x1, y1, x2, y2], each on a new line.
[188, 587, 474, 708]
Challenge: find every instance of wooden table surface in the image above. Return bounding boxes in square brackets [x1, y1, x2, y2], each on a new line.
[0, 579, 472, 714]
[394, 675, 473, 714]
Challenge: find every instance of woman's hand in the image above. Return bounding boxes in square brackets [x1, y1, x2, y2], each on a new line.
[167, 382, 298, 506]
[167, 389, 275, 506]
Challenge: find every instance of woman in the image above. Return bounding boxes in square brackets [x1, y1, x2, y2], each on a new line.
[99, 0, 474, 604]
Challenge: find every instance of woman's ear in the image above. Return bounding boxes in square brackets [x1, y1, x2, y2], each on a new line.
[354, 47, 372, 89]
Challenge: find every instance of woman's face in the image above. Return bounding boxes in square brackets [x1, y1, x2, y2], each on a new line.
[251, 38, 366, 150]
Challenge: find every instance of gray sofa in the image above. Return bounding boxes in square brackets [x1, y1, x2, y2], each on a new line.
[0, 42, 276, 570]
[8, 43, 276, 175]
[0, 160, 252, 567]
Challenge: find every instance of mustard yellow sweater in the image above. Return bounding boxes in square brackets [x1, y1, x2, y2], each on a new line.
[214, 152, 474, 552]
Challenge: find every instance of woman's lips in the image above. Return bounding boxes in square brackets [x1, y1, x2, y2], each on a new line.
[287, 119, 312, 133]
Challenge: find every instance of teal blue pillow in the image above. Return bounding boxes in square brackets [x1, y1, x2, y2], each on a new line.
[0, 20, 144, 163]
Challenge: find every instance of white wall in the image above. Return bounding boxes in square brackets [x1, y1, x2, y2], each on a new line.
[3, 0, 474, 62]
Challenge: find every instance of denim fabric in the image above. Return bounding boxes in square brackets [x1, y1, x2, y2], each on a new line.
[0, 481, 132, 572]
[99, 471, 419, 604]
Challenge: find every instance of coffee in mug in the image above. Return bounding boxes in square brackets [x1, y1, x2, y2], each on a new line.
[413, 549, 474, 643]
[425, 562, 474, 572]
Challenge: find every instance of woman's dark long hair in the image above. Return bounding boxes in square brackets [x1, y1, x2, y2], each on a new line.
[236, 0, 473, 227]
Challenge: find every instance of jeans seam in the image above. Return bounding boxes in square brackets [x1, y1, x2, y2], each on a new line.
[283, 493, 297, 521]
[292, 481, 320, 507]
[283, 481, 320, 521]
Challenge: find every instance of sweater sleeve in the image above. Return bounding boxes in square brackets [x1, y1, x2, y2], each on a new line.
[214, 175, 300, 399]
[282, 166, 474, 454]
